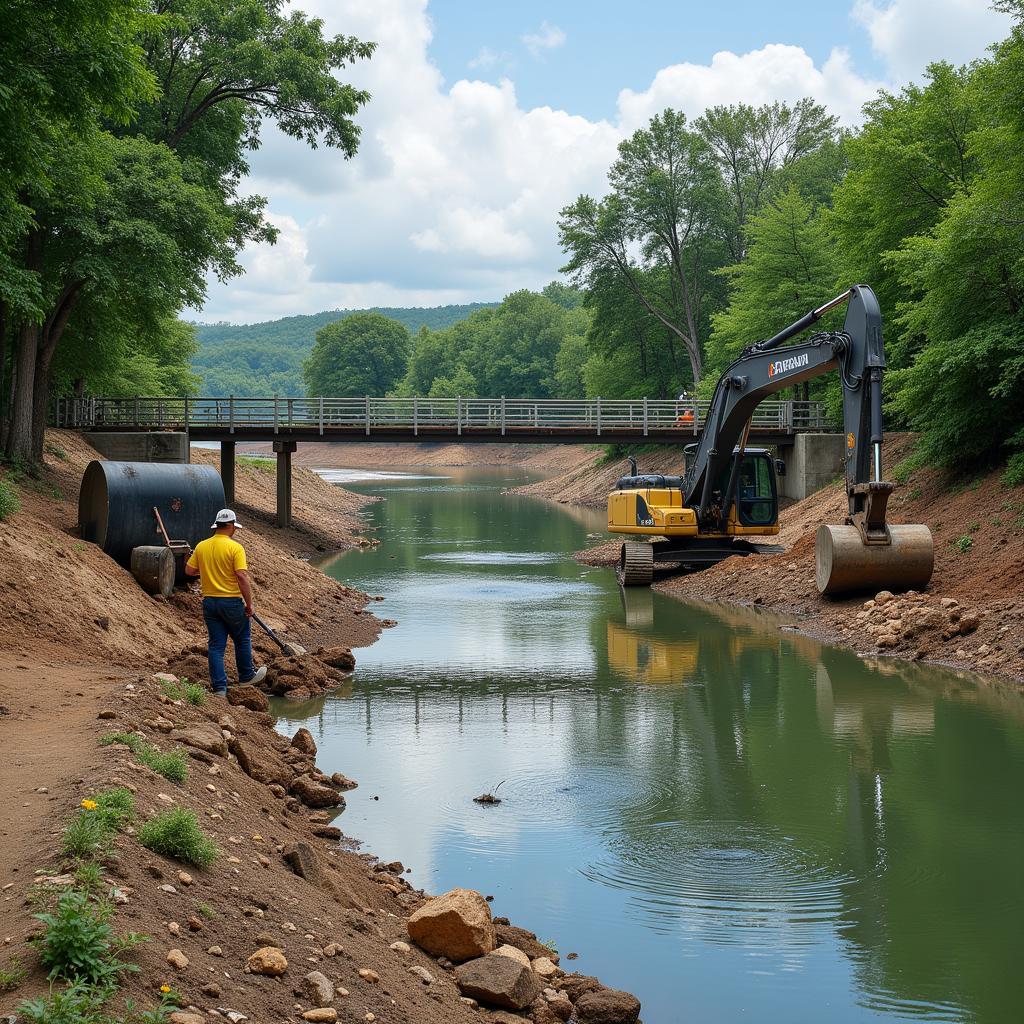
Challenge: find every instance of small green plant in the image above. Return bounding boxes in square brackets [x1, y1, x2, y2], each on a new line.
[17, 982, 111, 1024]
[138, 808, 217, 867]
[100, 734, 187, 784]
[33, 891, 141, 988]
[162, 678, 205, 706]
[62, 812, 114, 860]
[44, 442, 68, 461]
[968, 521, 981, 533]
[195, 901, 215, 919]
[239, 455, 274, 474]
[908, 487, 922, 500]
[892, 449, 928, 485]
[540, 938, 558, 954]
[953, 535, 974, 553]
[0, 957, 26, 992]
[74, 861, 105, 894]
[993, 516, 1003, 527]
[92, 788, 135, 828]
[0, 477, 20, 521]
[1004, 452, 1024, 488]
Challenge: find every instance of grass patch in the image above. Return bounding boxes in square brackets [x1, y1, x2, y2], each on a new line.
[0, 958, 26, 992]
[99, 733, 188, 784]
[1004, 452, 1024, 488]
[953, 535, 974, 553]
[0, 477, 20, 521]
[18, 982, 111, 1023]
[195, 901, 215, 919]
[239, 455, 274, 474]
[61, 789, 136, 859]
[891, 448, 928, 484]
[44, 442, 68, 461]
[161, 678, 206, 706]
[138, 808, 217, 867]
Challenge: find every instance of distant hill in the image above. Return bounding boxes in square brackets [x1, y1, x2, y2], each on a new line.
[191, 303, 497, 396]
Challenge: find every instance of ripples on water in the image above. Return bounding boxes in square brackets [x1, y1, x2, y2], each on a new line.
[280, 467, 1024, 1024]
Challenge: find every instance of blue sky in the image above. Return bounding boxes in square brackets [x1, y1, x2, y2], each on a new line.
[195, 0, 1013, 324]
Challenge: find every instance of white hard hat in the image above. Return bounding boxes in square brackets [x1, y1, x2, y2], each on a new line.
[211, 508, 243, 529]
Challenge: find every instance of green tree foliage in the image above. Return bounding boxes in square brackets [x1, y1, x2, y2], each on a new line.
[706, 186, 839, 380]
[304, 313, 411, 397]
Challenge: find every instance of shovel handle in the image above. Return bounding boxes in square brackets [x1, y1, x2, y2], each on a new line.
[153, 506, 173, 548]
[252, 611, 291, 655]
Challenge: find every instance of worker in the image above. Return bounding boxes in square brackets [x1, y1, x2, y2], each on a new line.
[185, 508, 267, 695]
[676, 392, 695, 426]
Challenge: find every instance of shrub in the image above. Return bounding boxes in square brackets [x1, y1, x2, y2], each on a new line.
[17, 982, 110, 1024]
[99, 733, 187, 784]
[61, 789, 136, 859]
[33, 891, 140, 988]
[1005, 451, 1024, 488]
[954, 535, 974, 553]
[0, 477, 20, 522]
[93, 788, 135, 828]
[138, 808, 217, 867]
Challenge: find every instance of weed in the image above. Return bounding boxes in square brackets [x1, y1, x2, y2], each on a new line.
[968, 521, 981, 533]
[195, 901, 215, 919]
[953, 536, 974, 553]
[93, 788, 135, 828]
[993, 517, 1003, 527]
[74, 861, 105, 894]
[162, 679, 205, 706]
[99, 734, 187, 784]
[540, 938, 558, 954]
[908, 487, 922, 500]
[238, 455, 274, 474]
[0, 957, 26, 992]
[1004, 452, 1024, 488]
[138, 808, 217, 867]
[33, 891, 141, 988]
[0, 477, 20, 521]
[74, 541, 87, 552]
[62, 812, 114, 860]
[892, 448, 928, 484]
[44, 442, 68, 461]
[17, 982, 111, 1023]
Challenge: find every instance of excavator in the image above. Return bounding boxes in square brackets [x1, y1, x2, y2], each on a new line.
[608, 285, 934, 595]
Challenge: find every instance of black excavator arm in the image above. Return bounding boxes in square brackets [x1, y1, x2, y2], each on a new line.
[682, 285, 891, 541]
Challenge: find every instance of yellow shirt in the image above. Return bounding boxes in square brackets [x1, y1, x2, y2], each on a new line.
[186, 533, 248, 598]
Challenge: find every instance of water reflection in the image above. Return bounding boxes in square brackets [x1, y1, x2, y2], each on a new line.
[280, 468, 1024, 1024]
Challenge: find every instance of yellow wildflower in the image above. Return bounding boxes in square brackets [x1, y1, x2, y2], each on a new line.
[81, 799, 98, 811]
[160, 985, 171, 994]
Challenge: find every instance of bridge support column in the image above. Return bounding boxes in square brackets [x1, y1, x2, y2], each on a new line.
[220, 441, 236, 505]
[779, 433, 845, 500]
[274, 440, 297, 528]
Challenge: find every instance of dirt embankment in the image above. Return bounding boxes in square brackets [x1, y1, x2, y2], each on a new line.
[0, 430, 636, 1023]
[242, 440, 601, 473]
[543, 435, 1024, 683]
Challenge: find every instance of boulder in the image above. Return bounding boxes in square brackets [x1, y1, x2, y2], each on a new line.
[291, 727, 317, 756]
[492, 944, 531, 968]
[227, 685, 269, 712]
[532, 957, 561, 980]
[229, 736, 290, 787]
[169, 723, 227, 757]
[407, 888, 496, 962]
[574, 989, 641, 1024]
[166, 948, 189, 970]
[290, 774, 344, 809]
[247, 946, 288, 976]
[303, 970, 334, 1007]
[318, 646, 356, 671]
[455, 954, 541, 1010]
[312, 824, 342, 841]
[331, 772, 358, 791]
[556, 974, 603, 1003]
[282, 842, 331, 891]
[495, 923, 558, 964]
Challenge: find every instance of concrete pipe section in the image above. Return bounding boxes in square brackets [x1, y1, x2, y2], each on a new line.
[815, 524, 934, 596]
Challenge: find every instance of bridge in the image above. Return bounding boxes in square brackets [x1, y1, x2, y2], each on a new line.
[57, 394, 833, 527]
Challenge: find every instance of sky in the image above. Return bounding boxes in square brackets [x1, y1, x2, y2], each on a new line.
[195, 0, 1013, 324]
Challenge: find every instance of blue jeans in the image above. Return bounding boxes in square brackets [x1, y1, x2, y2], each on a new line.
[202, 597, 255, 693]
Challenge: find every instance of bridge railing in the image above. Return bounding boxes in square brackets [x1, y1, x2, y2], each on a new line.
[55, 395, 828, 435]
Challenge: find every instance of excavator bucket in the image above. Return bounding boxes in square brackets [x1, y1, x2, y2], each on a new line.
[815, 523, 934, 596]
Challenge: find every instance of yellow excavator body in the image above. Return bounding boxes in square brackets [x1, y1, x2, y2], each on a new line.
[607, 488, 779, 538]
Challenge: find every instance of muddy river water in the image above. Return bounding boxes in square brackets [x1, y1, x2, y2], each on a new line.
[276, 466, 1024, 1024]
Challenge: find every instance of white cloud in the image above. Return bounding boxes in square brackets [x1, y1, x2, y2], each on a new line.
[521, 20, 566, 58]
[194, 0, 1012, 323]
[852, 0, 1012, 80]
[468, 46, 498, 69]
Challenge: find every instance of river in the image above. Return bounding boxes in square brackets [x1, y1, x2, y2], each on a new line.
[275, 465, 1024, 1024]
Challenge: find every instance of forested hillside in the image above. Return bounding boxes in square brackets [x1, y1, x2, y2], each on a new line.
[192, 303, 496, 396]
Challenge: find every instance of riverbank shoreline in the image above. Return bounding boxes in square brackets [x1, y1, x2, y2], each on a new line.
[516, 434, 1024, 686]
[0, 432, 641, 1023]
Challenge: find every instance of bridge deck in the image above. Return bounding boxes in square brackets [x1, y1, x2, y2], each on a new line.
[58, 395, 827, 445]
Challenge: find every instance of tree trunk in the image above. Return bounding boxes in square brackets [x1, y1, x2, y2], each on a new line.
[6, 322, 38, 462]
[31, 359, 50, 460]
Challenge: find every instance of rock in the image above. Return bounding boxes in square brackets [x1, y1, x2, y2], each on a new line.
[940, 597, 959, 609]
[159, 884, 178, 895]
[229, 735, 290, 786]
[247, 946, 288, 976]
[303, 970, 334, 1007]
[166, 948, 189, 970]
[167, 921, 181, 935]
[153, 672, 179, 684]
[331, 772, 358, 790]
[556, 974, 603, 1002]
[282, 842, 331, 890]
[302, 1011, 338, 1023]
[312, 825, 342, 841]
[494, 924, 558, 964]
[168, 1014, 205, 1024]
[407, 888, 496, 962]
[318, 646, 356, 671]
[390, 941, 411, 954]
[574, 988, 641, 1024]
[291, 774, 345, 809]
[291, 727, 317, 756]
[875, 590, 894, 605]
[201, 983, 222, 998]
[170, 723, 227, 757]
[268, 783, 286, 798]
[227, 685, 269, 712]
[532, 957, 561, 980]
[358, 968, 380, 983]
[207, 946, 223, 956]
[530, 998, 565, 1024]
[543, 991, 574, 1022]
[492, 944, 531, 968]
[454, 954, 541, 1010]
[154, 716, 174, 733]
[323, 942, 344, 957]
[408, 965, 435, 985]
[186, 916, 202, 931]
[959, 610, 982, 634]
[177, 870, 193, 886]
[97, 710, 117, 720]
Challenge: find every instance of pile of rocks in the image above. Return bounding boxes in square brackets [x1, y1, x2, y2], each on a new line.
[855, 591, 983, 656]
[406, 888, 641, 1024]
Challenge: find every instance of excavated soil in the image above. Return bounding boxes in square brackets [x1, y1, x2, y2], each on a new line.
[549, 435, 1024, 683]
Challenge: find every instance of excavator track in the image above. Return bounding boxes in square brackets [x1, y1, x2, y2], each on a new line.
[618, 542, 654, 586]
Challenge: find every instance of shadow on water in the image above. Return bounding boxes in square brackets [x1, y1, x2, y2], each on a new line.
[274, 465, 1024, 1024]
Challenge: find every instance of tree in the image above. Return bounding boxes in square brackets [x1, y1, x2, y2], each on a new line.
[304, 313, 411, 397]
[706, 186, 839, 381]
[696, 99, 838, 261]
[559, 109, 729, 386]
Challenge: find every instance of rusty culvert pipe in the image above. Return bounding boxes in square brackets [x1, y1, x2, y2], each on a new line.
[815, 523, 934, 596]
[78, 460, 225, 569]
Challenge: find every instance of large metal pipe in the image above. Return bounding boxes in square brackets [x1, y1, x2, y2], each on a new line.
[815, 524, 934, 596]
[79, 460, 225, 568]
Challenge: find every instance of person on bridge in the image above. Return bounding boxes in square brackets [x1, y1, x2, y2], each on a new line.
[185, 508, 267, 696]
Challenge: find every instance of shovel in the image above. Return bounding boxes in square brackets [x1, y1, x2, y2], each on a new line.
[252, 611, 308, 658]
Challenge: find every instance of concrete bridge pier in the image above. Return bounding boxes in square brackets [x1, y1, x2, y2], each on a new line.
[274, 440, 296, 528]
[220, 440, 235, 505]
[777, 433, 846, 500]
